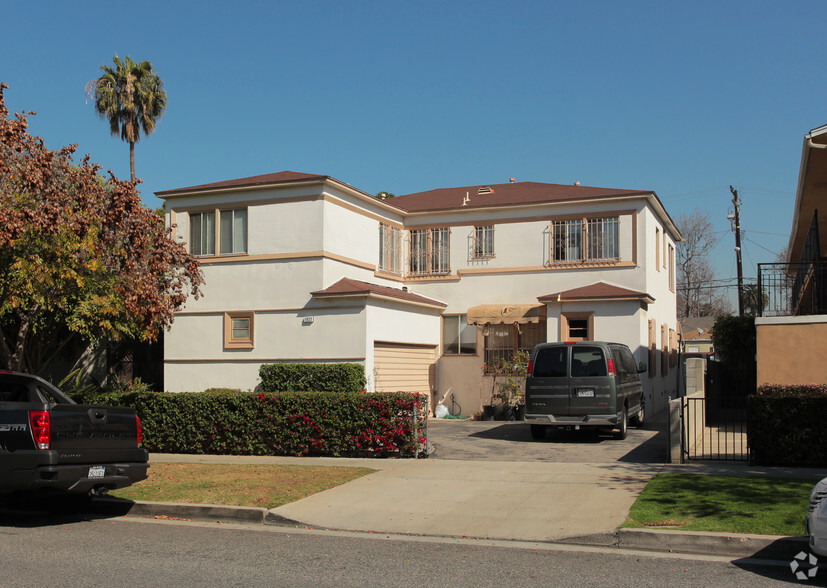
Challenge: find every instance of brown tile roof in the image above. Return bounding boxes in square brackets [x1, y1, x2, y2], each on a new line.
[311, 278, 446, 308]
[387, 181, 650, 213]
[538, 282, 654, 303]
[156, 171, 332, 197]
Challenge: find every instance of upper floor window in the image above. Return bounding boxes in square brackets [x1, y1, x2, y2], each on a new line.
[379, 223, 402, 275]
[190, 211, 215, 256]
[473, 225, 495, 259]
[668, 244, 675, 291]
[220, 209, 247, 254]
[410, 227, 450, 276]
[655, 227, 661, 271]
[551, 217, 619, 264]
[189, 208, 247, 256]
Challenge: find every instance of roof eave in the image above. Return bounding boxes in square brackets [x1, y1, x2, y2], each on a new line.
[310, 291, 446, 310]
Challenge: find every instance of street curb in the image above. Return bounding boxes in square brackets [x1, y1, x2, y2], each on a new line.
[90, 498, 314, 528]
[89, 498, 810, 560]
[561, 528, 809, 559]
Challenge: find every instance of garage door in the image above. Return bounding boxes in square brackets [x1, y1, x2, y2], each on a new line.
[374, 342, 437, 394]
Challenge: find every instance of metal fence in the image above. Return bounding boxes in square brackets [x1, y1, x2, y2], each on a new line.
[682, 396, 748, 462]
[757, 261, 827, 317]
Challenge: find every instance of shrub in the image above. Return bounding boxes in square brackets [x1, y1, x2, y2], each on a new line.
[76, 389, 427, 458]
[259, 362, 366, 393]
[748, 384, 827, 465]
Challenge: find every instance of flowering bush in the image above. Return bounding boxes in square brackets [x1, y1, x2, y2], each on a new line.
[80, 389, 427, 458]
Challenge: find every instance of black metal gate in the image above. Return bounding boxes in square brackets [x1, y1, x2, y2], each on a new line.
[681, 396, 749, 462]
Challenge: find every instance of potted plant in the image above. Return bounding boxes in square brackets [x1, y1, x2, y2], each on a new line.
[488, 351, 530, 421]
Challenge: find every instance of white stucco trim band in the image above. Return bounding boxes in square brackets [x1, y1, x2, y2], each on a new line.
[755, 315, 827, 326]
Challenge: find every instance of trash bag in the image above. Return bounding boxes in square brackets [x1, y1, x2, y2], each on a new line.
[435, 404, 449, 418]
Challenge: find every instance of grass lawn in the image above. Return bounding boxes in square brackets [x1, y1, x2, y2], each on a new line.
[108, 463, 375, 509]
[623, 473, 819, 536]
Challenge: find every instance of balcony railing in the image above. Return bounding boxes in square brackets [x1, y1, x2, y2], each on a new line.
[757, 261, 827, 317]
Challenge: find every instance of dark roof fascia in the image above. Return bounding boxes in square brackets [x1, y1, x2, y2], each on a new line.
[396, 191, 681, 240]
[156, 174, 330, 198]
[156, 175, 406, 217]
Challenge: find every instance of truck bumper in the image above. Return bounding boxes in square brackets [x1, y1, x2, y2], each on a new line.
[3, 450, 149, 495]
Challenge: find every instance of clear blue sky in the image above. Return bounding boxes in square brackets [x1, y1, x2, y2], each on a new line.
[3, 0, 825, 305]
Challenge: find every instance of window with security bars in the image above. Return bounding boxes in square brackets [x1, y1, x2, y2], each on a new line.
[483, 322, 545, 374]
[551, 217, 619, 263]
[379, 224, 401, 275]
[473, 225, 495, 259]
[409, 227, 450, 276]
[587, 217, 618, 260]
[552, 220, 582, 262]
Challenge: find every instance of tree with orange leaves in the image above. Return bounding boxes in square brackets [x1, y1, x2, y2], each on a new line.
[0, 83, 202, 373]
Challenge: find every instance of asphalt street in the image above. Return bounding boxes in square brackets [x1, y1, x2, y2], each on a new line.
[0, 514, 813, 587]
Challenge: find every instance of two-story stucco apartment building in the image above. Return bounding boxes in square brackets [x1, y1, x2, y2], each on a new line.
[157, 171, 681, 416]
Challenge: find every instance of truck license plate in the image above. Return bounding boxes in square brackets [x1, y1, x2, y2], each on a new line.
[88, 466, 105, 478]
[577, 389, 595, 398]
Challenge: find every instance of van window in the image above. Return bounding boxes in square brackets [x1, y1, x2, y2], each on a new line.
[533, 347, 568, 377]
[571, 346, 607, 377]
[611, 347, 628, 377]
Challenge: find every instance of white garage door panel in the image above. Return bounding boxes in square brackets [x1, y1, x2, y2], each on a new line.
[374, 343, 436, 394]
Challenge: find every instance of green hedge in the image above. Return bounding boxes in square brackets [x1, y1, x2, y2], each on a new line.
[259, 363, 366, 393]
[73, 389, 427, 458]
[748, 384, 827, 466]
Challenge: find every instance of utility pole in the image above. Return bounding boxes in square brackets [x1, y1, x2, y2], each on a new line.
[729, 186, 744, 316]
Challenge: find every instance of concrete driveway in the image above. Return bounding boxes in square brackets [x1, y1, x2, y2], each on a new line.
[427, 417, 666, 463]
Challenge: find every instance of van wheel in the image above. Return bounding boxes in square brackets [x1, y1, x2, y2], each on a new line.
[613, 407, 628, 440]
[530, 425, 546, 440]
[630, 404, 645, 427]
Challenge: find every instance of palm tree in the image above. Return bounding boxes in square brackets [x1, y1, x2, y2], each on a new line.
[90, 55, 167, 182]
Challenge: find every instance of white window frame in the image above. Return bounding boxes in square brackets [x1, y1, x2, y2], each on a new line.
[442, 315, 477, 356]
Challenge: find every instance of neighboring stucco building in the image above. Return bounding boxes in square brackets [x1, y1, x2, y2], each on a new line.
[157, 172, 682, 416]
[680, 317, 715, 354]
[755, 125, 827, 385]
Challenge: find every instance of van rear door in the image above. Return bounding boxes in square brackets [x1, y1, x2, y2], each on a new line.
[526, 345, 569, 416]
[568, 345, 612, 416]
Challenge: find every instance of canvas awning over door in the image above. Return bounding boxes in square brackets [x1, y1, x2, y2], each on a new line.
[466, 304, 546, 325]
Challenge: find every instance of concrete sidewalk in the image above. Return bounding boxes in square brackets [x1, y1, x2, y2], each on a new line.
[149, 454, 658, 541]
[139, 453, 827, 559]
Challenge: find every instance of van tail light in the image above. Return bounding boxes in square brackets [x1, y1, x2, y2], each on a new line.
[607, 358, 616, 375]
[136, 415, 143, 447]
[527, 360, 534, 375]
[29, 410, 51, 450]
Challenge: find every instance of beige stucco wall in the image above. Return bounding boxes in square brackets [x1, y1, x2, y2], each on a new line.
[756, 317, 827, 385]
[436, 328, 485, 416]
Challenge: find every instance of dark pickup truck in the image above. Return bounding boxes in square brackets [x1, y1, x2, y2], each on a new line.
[0, 371, 149, 497]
